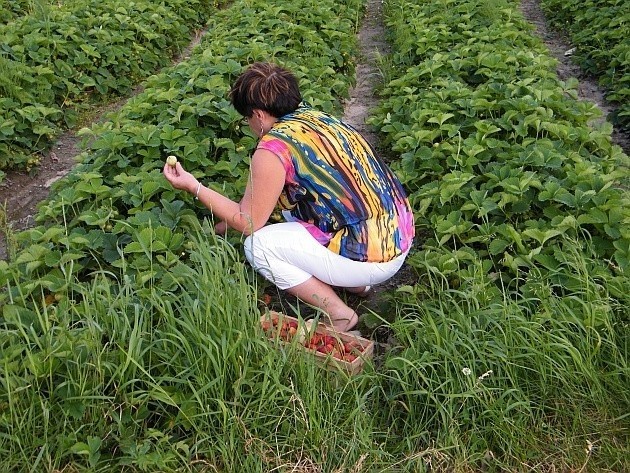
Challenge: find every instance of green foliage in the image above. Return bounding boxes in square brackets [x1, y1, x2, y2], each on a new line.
[2, 226, 628, 471]
[375, 241, 629, 470]
[0, 0, 224, 170]
[2, 0, 629, 470]
[1, 0, 361, 305]
[1, 0, 368, 468]
[541, 0, 630, 130]
[0, 0, 38, 23]
[0, 222, 388, 472]
[371, 0, 630, 298]
[1, 224, 265, 470]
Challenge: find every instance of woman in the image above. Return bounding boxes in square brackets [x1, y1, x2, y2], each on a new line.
[163, 62, 414, 332]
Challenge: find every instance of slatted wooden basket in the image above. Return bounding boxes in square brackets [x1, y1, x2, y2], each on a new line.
[260, 311, 374, 375]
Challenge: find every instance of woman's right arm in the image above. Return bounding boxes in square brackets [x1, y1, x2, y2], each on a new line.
[231, 148, 286, 235]
[163, 148, 285, 235]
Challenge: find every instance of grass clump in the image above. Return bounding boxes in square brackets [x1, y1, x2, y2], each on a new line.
[0, 222, 378, 471]
[374, 237, 629, 471]
[1, 223, 628, 471]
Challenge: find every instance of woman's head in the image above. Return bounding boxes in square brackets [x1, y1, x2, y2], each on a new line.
[229, 62, 302, 118]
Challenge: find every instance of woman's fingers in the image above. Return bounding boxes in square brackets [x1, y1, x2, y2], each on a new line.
[163, 160, 202, 195]
[215, 221, 228, 235]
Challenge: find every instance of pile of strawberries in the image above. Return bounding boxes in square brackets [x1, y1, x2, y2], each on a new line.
[261, 313, 365, 363]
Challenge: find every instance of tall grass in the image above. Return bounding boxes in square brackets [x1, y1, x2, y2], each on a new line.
[374, 238, 629, 470]
[0, 202, 18, 261]
[1, 223, 628, 471]
[0, 222, 377, 471]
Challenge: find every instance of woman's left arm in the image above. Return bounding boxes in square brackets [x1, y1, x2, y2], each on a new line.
[163, 148, 285, 235]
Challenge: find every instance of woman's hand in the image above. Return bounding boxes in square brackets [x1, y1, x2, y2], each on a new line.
[163, 161, 198, 194]
[161, 149, 285, 236]
[214, 220, 228, 235]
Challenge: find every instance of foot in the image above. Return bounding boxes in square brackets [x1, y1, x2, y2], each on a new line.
[325, 311, 358, 332]
[345, 285, 372, 298]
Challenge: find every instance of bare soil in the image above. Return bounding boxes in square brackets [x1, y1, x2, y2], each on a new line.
[519, 0, 630, 153]
[0, 29, 206, 260]
[1, 0, 628, 328]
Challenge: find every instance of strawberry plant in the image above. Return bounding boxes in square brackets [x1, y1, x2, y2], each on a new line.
[0, 0, 367, 469]
[2, 1, 630, 471]
[370, 0, 629, 303]
[541, 0, 630, 130]
[2, 0, 362, 307]
[0, 0, 34, 23]
[0, 0, 226, 171]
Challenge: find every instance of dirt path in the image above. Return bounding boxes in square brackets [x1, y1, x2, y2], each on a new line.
[0, 29, 206, 260]
[1, 0, 629, 262]
[519, 0, 630, 154]
[342, 0, 390, 147]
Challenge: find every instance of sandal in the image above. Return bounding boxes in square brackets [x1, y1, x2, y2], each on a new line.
[345, 285, 373, 298]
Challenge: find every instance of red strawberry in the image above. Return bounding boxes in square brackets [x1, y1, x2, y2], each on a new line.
[344, 340, 363, 354]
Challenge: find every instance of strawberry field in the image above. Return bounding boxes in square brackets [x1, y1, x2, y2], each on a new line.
[0, 0, 226, 172]
[541, 0, 630, 130]
[1, 0, 628, 471]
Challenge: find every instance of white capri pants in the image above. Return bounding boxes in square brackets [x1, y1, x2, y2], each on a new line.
[243, 222, 409, 290]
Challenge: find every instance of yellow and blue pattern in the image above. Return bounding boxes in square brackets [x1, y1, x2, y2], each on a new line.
[258, 106, 415, 263]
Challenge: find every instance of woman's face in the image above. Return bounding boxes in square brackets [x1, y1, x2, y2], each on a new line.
[244, 109, 277, 138]
[245, 113, 264, 138]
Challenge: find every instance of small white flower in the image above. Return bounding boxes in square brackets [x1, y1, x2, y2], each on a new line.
[461, 367, 472, 376]
[585, 440, 594, 455]
[478, 370, 493, 382]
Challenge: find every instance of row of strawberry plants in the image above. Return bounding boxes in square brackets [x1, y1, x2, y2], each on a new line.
[541, 0, 630, 130]
[1, 0, 360, 308]
[0, 0, 224, 173]
[0, 0, 362, 468]
[0, 0, 83, 24]
[370, 0, 629, 306]
[0, 0, 36, 23]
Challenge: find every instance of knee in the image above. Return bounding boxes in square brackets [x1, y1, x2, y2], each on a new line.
[243, 231, 274, 271]
[243, 233, 256, 266]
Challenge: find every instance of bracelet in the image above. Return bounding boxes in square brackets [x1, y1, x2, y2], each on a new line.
[194, 182, 202, 200]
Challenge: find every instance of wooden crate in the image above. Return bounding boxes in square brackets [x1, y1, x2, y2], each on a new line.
[260, 311, 374, 375]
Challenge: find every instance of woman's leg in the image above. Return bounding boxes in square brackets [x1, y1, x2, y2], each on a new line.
[285, 277, 358, 331]
[244, 222, 407, 331]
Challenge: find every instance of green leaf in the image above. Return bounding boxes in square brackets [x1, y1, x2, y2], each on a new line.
[554, 189, 576, 207]
[613, 238, 629, 272]
[489, 239, 510, 255]
[214, 138, 236, 150]
[439, 171, 474, 204]
[160, 124, 186, 141]
[427, 112, 454, 126]
[522, 228, 564, 245]
[15, 244, 50, 273]
[577, 208, 608, 225]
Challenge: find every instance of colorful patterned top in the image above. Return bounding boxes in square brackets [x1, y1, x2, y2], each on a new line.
[257, 106, 415, 263]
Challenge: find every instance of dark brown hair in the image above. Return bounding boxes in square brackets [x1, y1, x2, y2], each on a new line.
[229, 62, 302, 118]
